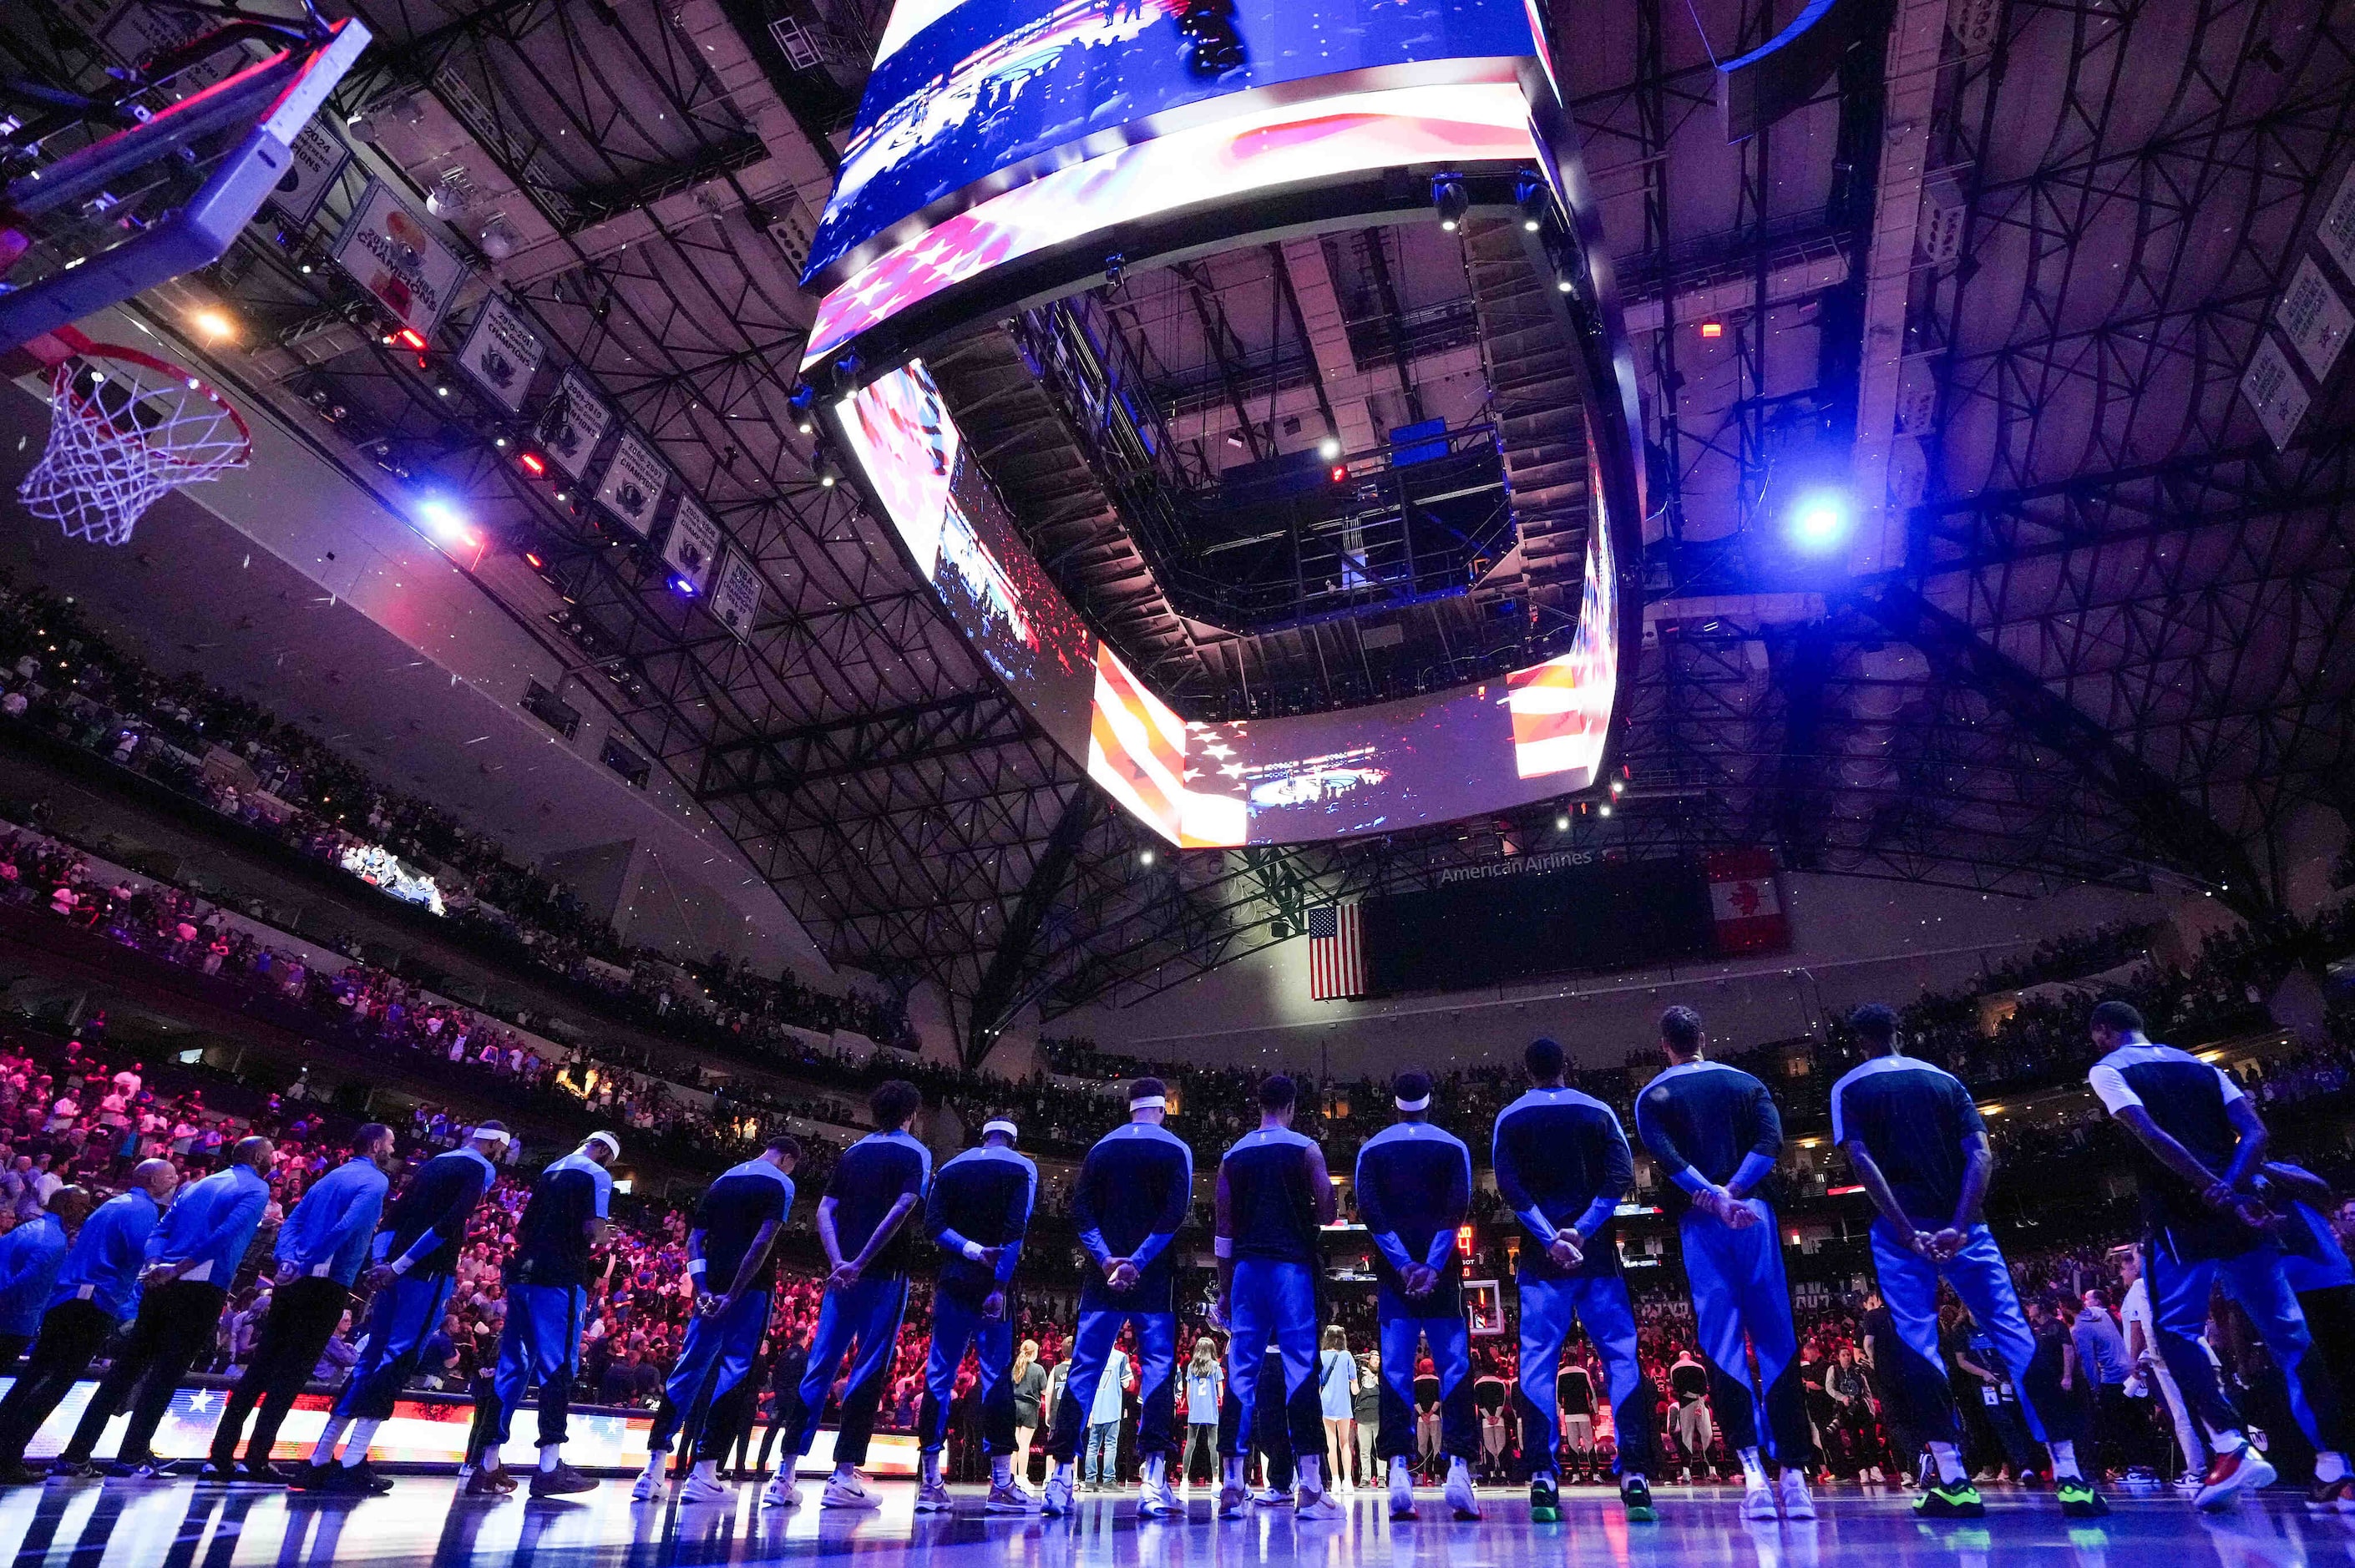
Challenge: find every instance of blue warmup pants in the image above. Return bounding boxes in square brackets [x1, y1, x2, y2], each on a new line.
[337, 1272, 454, 1420]
[1869, 1222, 2079, 1449]
[919, 1290, 1017, 1456]
[1516, 1272, 1657, 1476]
[1218, 1258, 1324, 1462]
[1048, 1306, 1177, 1459]
[778, 1274, 908, 1469]
[1377, 1287, 1476, 1462]
[488, 1283, 585, 1449]
[2148, 1234, 2346, 1451]
[648, 1288, 771, 1459]
[1682, 1201, 1813, 1464]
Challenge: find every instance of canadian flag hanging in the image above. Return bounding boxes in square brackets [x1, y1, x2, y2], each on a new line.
[1706, 847, 1790, 956]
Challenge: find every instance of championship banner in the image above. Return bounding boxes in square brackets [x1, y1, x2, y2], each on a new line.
[332, 179, 469, 336]
[456, 294, 547, 414]
[268, 119, 350, 225]
[713, 548, 764, 640]
[663, 496, 725, 596]
[539, 369, 615, 481]
[595, 429, 671, 538]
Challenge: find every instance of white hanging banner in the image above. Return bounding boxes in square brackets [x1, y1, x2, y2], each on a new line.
[713, 549, 764, 641]
[269, 119, 350, 225]
[2277, 255, 2354, 384]
[2240, 335, 2311, 453]
[332, 179, 469, 336]
[662, 498, 725, 596]
[595, 430, 671, 538]
[539, 370, 614, 481]
[456, 295, 546, 414]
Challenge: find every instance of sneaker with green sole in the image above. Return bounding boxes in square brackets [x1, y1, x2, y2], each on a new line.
[2056, 1477, 2109, 1518]
[1621, 1475, 1658, 1522]
[1913, 1479, 1986, 1519]
[1530, 1474, 1560, 1523]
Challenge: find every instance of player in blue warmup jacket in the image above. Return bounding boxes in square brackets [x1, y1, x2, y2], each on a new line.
[636, 1135, 799, 1505]
[1353, 1070, 1481, 1522]
[1213, 1075, 1343, 1521]
[1835, 1003, 2100, 1520]
[2089, 999, 2351, 1510]
[764, 1080, 931, 1512]
[915, 1117, 1036, 1514]
[1043, 1078, 1195, 1518]
[1493, 1037, 1660, 1525]
[1633, 1005, 1815, 1520]
[466, 1131, 620, 1498]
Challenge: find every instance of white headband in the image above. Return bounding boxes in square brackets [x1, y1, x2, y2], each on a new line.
[585, 1131, 620, 1156]
[1395, 1095, 1431, 1112]
[983, 1119, 1018, 1138]
[473, 1127, 511, 1147]
[1130, 1095, 1168, 1110]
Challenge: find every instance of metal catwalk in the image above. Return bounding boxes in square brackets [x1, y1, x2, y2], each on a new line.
[0, 1479, 2335, 1568]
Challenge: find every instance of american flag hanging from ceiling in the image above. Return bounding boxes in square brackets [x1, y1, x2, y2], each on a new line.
[1306, 903, 1368, 1000]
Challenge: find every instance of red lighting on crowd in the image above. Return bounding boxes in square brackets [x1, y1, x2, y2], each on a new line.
[519, 451, 548, 477]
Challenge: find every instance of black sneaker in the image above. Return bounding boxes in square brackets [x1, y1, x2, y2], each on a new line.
[1530, 1472, 1560, 1523]
[199, 1459, 243, 1485]
[285, 1462, 328, 1490]
[1622, 1475, 1658, 1521]
[114, 1454, 173, 1480]
[49, 1459, 103, 1482]
[241, 1459, 292, 1486]
[529, 1462, 597, 1498]
[325, 1462, 394, 1495]
[0, 1462, 43, 1486]
[1913, 1479, 1987, 1518]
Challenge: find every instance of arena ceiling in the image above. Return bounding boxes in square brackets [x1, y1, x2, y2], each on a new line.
[24, 0, 2353, 1055]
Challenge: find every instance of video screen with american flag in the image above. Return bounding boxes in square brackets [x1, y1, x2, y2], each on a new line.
[842, 362, 1622, 847]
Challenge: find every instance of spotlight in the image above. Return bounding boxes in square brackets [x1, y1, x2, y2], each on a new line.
[669, 574, 698, 596]
[1515, 176, 1548, 234]
[1608, 778, 1624, 797]
[1317, 435, 1341, 461]
[1598, 802, 1613, 817]
[1699, 321, 1725, 339]
[1786, 490, 1851, 554]
[1555, 814, 1570, 832]
[788, 382, 815, 436]
[818, 459, 839, 489]
[190, 307, 237, 343]
[519, 451, 547, 476]
[416, 497, 476, 549]
[1432, 175, 1468, 233]
[522, 549, 547, 571]
[1557, 277, 1575, 293]
[1140, 848, 1155, 867]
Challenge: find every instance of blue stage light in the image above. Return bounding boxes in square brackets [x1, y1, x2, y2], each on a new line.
[1787, 491, 1851, 554]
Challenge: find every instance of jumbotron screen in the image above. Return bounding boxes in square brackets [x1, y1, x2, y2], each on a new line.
[808, 0, 1539, 286]
[843, 363, 1619, 847]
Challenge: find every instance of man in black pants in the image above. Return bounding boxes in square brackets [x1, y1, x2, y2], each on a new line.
[0, 1159, 178, 1482]
[204, 1125, 394, 1483]
[58, 1137, 274, 1478]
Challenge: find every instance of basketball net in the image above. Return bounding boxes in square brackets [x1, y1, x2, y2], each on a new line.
[16, 342, 252, 546]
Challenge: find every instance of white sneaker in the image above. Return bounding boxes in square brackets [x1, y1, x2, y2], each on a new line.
[1041, 1471, 1075, 1516]
[986, 1479, 1035, 1513]
[1138, 1477, 1182, 1517]
[1253, 1485, 1289, 1506]
[1742, 1479, 1778, 1520]
[760, 1474, 801, 1510]
[631, 1467, 667, 1503]
[2195, 1444, 2276, 1510]
[823, 1473, 882, 1510]
[914, 1479, 954, 1513]
[1779, 1469, 1816, 1520]
[1444, 1464, 1482, 1521]
[1390, 1467, 1418, 1520]
[681, 1471, 735, 1505]
[1218, 1480, 1249, 1518]
[1294, 1487, 1345, 1521]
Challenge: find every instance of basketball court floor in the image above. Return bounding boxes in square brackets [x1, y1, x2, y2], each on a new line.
[0, 1478, 2331, 1568]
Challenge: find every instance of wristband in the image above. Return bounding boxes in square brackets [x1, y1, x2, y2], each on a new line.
[389, 1256, 413, 1277]
[686, 1259, 706, 1277]
[1213, 1236, 1233, 1259]
[963, 1240, 985, 1262]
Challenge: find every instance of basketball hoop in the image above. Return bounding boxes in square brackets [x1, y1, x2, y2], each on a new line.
[16, 341, 252, 546]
